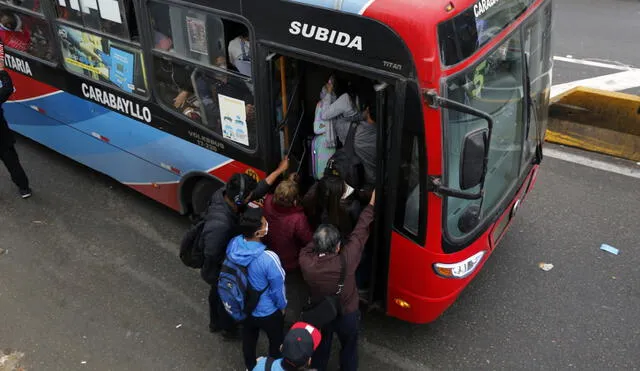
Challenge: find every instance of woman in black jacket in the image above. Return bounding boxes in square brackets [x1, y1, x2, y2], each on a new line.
[303, 175, 362, 238]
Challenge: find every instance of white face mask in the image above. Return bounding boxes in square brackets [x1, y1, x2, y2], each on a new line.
[260, 221, 269, 237]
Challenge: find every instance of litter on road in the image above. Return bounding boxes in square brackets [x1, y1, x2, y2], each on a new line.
[0, 351, 25, 371]
[600, 244, 620, 255]
[538, 262, 554, 271]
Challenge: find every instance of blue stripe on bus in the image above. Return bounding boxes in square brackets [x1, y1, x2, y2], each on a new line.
[5, 92, 234, 184]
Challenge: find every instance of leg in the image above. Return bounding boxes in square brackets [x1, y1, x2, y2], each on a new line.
[0, 145, 29, 190]
[216, 293, 237, 332]
[208, 285, 220, 331]
[242, 316, 260, 370]
[310, 320, 336, 371]
[260, 310, 284, 359]
[336, 310, 360, 371]
[284, 269, 308, 326]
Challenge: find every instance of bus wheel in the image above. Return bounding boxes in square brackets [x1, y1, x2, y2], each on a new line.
[190, 178, 220, 218]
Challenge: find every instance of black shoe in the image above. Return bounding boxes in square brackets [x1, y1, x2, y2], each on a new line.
[221, 328, 240, 340]
[209, 324, 222, 333]
[19, 188, 32, 199]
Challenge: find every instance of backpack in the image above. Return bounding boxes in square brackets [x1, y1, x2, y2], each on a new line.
[218, 256, 267, 322]
[311, 134, 336, 180]
[325, 122, 364, 189]
[179, 219, 206, 269]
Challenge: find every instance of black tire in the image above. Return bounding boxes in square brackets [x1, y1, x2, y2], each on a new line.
[190, 178, 220, 218]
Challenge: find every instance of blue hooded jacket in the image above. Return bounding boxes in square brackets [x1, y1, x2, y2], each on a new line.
[226, 235, 287, 317]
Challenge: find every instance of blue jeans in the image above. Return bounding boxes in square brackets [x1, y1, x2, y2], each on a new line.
[311, 310, 360, 371]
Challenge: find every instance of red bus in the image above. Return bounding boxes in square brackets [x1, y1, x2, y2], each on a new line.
[1, 0, 552, 323]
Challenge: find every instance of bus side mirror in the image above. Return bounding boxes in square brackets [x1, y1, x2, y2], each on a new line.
[460, 129, 488, 190]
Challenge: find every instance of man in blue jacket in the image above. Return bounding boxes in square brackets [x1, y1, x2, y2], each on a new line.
[225, 207, 287, 371]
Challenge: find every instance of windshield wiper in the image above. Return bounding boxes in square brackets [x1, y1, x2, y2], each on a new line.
[523, 54, 543, 164]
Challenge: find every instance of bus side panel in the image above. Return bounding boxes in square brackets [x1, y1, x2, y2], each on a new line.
[4, 101, 184, 209]
[5, 72, 264, 211]
[8, 72, 239, 179]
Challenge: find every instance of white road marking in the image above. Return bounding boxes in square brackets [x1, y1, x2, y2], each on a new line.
[550, 69, 640, 98]
[544, 147, 640, 179]
[553, 56, 635, 71]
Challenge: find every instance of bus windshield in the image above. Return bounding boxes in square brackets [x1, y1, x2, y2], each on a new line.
[438, 0, 534, 66]
[443, 30, 525, 240]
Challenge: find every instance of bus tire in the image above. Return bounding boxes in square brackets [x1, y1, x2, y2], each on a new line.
[190, 178, 220, 218]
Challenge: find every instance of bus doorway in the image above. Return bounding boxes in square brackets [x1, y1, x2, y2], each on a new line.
[263, 50, 398, 311]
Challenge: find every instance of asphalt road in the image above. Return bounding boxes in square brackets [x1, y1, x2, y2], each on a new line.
[552, 0, 640, 95]
[2, 136, 639, 370]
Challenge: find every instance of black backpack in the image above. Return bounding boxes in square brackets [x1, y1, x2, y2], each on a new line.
[325, 121, 364, 189]
[179, 219, 206, 268]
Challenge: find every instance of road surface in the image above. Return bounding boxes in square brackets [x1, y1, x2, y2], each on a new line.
[552, 0, 640, 96]
[1, 136, 639, 370]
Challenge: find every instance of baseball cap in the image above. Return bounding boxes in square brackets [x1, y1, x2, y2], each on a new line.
[282, 322, 321, 368]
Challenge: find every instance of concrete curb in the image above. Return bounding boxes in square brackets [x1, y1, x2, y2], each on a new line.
[546, 87, 640, 161]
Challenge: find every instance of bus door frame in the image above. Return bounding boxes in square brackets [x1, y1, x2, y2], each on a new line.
[257, 41, 408, 309]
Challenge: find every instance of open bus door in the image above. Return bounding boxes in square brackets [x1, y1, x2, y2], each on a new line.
[367, 81, 404, 308]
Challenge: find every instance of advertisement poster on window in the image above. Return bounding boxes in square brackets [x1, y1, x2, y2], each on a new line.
[58, 25, 146, 95]
[58, 25, 109, 79]
[186, 16, 207, 55]
[109, 46, 135, 93]
[218, 94, 249, 146]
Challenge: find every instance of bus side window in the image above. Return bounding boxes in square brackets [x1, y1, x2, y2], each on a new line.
[0, 5, 55, 61]
[149, 2, 226, 67]
[57, 23, 148, 96]
[54, 0, 135, 41]
[191, 66, 255, 148]
[149, 1, 256, 150]
[2, 0, 41, 13]
[153, 55, 202, 123]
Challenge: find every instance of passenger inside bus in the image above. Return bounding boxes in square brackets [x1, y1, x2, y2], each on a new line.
[193, 56, 255, 144]
[227, 29, 251, 76]
[319, 76, 361, 147]
[149, 2, 257, 146]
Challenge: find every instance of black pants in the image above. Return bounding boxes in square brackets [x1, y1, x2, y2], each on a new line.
[208, 285, 235, 331]
[0, 144, 29, 190]
[242, 310, 284, 370]
[311, 310, 360, 371]
[284, 269, 309, 327]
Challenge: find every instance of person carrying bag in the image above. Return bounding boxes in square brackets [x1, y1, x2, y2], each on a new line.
[299, 191, 376, 371]
[300, 252, 346, 328]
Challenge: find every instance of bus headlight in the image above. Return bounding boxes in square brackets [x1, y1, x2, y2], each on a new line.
[434, 251, 486, 279]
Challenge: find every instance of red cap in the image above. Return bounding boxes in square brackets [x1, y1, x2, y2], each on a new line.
[282, 322, 322, 367]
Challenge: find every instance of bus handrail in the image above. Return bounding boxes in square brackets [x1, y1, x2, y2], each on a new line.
[277, 79, 301, 130]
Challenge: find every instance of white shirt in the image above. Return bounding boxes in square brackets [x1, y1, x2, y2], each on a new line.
[227, 36, 251, 68]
